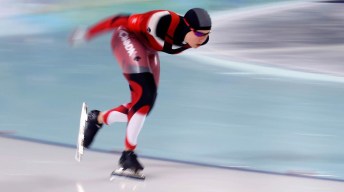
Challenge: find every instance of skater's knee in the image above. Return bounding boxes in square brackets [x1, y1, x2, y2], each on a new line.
[141, 86, 157, 105]
[138, 78, 157, 114]
[133, 88, 157, 114]
[126, 72, 158, 114]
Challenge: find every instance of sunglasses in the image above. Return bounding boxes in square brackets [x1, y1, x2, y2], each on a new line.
[184, 18, 210, 37]
[193, 30, 210, 37]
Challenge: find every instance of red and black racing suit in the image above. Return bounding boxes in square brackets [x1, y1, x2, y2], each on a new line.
[84, 10, 208, 150]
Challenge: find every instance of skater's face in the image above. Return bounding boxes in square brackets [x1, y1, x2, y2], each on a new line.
[185, 29, 210, 48]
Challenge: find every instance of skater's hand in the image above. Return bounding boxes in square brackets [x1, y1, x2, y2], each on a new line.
[69, 26, 88, 47]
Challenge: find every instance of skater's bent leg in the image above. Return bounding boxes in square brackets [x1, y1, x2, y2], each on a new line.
[110, 28, 159, 171]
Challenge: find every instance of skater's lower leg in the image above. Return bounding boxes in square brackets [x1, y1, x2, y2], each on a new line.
[101, 103, 132, 125]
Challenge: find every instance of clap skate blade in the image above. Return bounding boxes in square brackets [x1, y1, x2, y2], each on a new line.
[75, 102, 88, 162]
[110, 168, 145, 180]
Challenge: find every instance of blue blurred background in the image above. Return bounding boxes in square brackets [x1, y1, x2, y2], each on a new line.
[1, 0, 344, 181]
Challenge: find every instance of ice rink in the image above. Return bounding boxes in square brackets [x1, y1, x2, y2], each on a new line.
[1, 136, 344, 192]
[1, 0, 344, 191]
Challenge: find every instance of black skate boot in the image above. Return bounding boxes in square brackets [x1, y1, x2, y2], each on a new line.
[83, 110, 103, 148]
[110, 151, 145, 180]
[119, 151, 144, 172]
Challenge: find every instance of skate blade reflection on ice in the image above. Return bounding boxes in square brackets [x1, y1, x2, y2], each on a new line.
[110, 178, 147, 191]
[110, 168, 146, 180]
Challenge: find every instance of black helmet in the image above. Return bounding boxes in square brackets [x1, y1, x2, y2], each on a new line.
[184, 8, 212, 30]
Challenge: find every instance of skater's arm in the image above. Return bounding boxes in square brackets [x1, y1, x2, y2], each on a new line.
[85, 14, 130, 40]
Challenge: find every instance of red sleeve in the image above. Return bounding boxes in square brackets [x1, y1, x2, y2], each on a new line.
[85, 14, 130, 40]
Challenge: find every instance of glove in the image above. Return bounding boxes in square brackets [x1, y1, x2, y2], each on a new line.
[69, 26, 88, 47]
